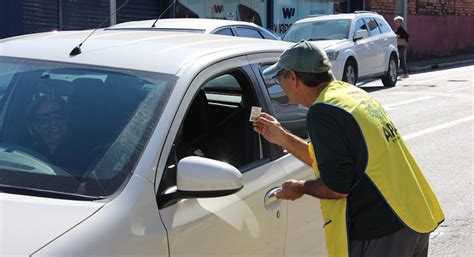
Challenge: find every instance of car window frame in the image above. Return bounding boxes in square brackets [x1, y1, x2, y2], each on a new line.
[234, 26, 265, 39]
[155, 56, 277, 208]
[363, 17, 382, 36]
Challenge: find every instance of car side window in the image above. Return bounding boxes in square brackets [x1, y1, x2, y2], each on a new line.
[353, 18, 368, 38]
[363, 18, 381, 36]
[214, 28, 234, 36]
[236, 27, 264, 39]
[375, 18, 391, 34]
[259, 64, 308, 139]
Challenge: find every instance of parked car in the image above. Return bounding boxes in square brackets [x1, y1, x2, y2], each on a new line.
[108, 18, 280, 40]
[282, 12, 399, 87]
[0, 30, 325, 256]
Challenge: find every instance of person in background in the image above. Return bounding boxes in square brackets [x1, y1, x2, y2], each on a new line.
[394, 16, 410, 79]
[253, 41, 444, 257]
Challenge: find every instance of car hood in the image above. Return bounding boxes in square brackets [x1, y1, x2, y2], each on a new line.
[307, 39, 347, 50]
[0, 193, 104, 256]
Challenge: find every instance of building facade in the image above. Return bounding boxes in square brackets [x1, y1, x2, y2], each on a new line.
[1, 0, 472, 58]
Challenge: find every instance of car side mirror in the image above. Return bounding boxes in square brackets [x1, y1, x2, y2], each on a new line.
[158, 156, 243, 208]
[353, 29, 369, 41]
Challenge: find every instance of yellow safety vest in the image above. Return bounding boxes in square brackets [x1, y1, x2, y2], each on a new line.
[308, 81, 444, 257]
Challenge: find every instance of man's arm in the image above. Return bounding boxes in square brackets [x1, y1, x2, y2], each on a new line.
[275, 179, 348, 200]
[253, 112, 312, 166]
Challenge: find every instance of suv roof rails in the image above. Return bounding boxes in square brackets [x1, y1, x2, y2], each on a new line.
[354, 10, 378, 14]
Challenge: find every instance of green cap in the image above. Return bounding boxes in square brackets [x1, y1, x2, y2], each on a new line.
[263, 40, 331, 79]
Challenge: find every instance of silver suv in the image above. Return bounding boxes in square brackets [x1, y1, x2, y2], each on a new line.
[283, 12, 399, 87]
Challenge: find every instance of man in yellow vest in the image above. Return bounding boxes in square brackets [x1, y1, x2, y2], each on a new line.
[253, 41, 444, 257]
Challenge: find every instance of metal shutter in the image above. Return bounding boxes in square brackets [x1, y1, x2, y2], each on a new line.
[117, 0, 161, 23]
[23, 0, 59, 34]
[61, 0, 109, 30]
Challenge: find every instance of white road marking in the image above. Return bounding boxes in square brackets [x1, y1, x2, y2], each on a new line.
[404, 115, 474, 141]
[447, 85, 473, 93]
[384, 96, 434, 109]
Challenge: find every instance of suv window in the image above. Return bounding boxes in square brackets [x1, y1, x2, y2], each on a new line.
[363, 18, 381, 36]
[214, 28, 234, 36]
[236, 27, 264, 39]
[353, 18, 368, 38]
[259, 65, 308, 138]
[283, 19, 351, 42]
[375, 18, 391, 34]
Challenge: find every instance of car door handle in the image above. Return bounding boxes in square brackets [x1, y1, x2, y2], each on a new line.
[264, 187, 282, 207]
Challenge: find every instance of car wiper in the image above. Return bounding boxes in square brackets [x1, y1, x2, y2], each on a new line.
[0, 184, 106, 201]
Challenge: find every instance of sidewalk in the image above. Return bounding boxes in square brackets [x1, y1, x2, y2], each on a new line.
[407, 53, 474, 73]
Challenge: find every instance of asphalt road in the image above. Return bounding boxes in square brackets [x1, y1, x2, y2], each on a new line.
[358, 64, 473, 257]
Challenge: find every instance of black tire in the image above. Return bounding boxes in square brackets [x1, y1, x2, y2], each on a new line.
[381, 54, 398, 87]
[342, 59, 357, 85]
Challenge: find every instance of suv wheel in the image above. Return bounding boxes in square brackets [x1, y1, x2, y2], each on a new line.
[381, 54, 398, 87]
[342, 59, 357, 85]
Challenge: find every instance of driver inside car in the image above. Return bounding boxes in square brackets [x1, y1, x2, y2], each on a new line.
[26, 93, 90, 176]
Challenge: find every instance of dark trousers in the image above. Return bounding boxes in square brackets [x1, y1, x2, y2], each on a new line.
[349, 227, 429, 257]
[398, 46, 409, 75]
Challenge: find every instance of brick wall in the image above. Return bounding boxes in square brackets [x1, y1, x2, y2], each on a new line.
[408, 0, 473, 16]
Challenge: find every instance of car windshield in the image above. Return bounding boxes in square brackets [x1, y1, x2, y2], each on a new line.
[0, 57, 176, 200]
[283, 19, 351, 42]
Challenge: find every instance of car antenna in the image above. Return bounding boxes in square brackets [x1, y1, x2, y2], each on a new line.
[69, 0, 129, 56]
[151, 1, 177, 28]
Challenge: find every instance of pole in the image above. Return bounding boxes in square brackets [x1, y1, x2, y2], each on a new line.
[110, 0, 117, 26]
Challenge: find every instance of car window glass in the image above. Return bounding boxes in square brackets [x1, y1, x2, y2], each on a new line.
[376, 18, 391, 34]
[259, 64, 308, 138]
[353, 18, 368, 38]
[364, 18, 381, 36]
[236, 27, 264, 39]
[214, 28, 234, 36]
[283, 19, 350, 42]
[0, 56, 176, 199]
[175, 71, 261, 169]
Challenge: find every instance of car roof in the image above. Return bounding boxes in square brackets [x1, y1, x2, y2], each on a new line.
[108, 18, 264, 33]
[294, 12, 382, 24]
[0, 30, 290, 75]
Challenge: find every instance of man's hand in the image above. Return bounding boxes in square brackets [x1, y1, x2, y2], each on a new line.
[275, 179, 304, 201]
[253, 112, 287, 146]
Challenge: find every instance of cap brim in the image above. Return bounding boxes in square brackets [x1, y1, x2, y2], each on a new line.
[262, 62, 282, 80]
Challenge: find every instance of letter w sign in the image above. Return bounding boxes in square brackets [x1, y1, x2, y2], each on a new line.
[213, 5, 224, 14]
[282, 7, 295, 19]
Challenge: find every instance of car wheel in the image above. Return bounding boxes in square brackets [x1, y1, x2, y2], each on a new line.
[381, 54, 398, 87]
[342, 59, 357, 85]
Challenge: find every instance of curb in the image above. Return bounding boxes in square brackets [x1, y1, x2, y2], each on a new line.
[409, 59, 474, 73]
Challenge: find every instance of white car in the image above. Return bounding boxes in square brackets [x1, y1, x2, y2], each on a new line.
[108, 18, 280, 40]
[0, 30, 325, 256]
[283, 12, 399, 87]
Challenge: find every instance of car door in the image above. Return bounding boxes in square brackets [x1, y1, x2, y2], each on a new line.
[363, 17, 386, 74]
[156, 56, 288, 257]
[352, 18, 375, 77]
[249, 53, 328, 257]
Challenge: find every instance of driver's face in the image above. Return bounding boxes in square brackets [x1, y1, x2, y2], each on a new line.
[32, 101, 68, 147]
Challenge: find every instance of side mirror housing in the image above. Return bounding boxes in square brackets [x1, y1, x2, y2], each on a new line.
[159, 156, 243, 208]
[353, 29, 369, 41]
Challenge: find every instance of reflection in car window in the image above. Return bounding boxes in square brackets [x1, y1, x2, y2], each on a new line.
[0, 56, 176, 199]
[364, 18, 381, 36]
[259, 65, 308, 138]
[236, 27, 264, 39]
[214, 28, 234, 36]
[283, 19, 351, 42]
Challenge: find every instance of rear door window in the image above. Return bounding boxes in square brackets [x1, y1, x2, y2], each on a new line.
[235, 27, 264, 39]
[214, 28, 234, 36]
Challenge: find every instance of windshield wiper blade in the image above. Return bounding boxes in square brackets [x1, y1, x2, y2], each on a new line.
[0, 184, 106, 201]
